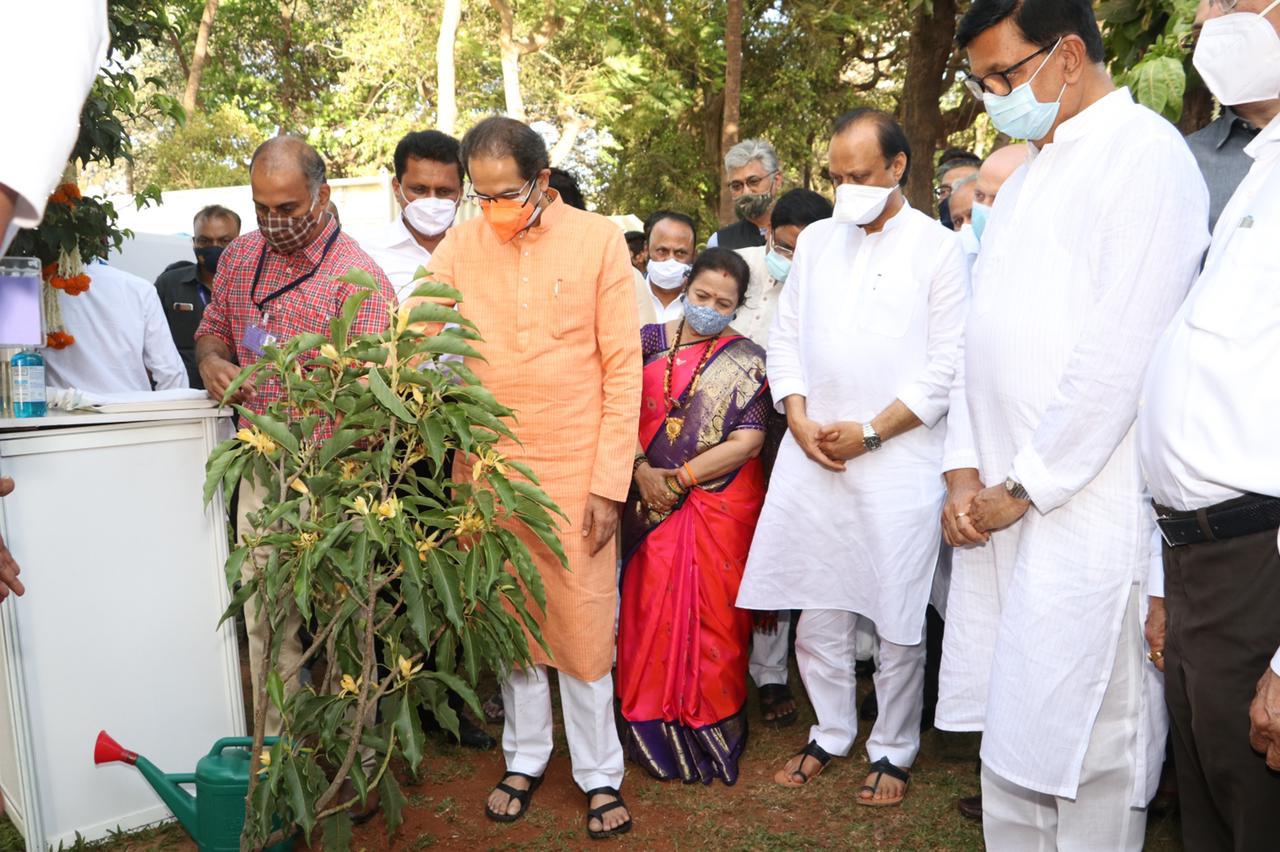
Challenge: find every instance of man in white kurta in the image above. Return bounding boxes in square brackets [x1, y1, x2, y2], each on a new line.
[737, 110, 967, 801]
[940, 5, 1209, 848]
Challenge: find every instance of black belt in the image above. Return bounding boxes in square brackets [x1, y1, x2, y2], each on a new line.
[1154, 493, 1280, 548]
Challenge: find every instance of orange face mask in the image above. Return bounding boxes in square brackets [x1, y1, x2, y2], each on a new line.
[480, 180, 540, 243]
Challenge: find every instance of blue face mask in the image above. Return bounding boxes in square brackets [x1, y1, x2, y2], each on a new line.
[970, 202, 992, 241]
[982, 39, 1066, 141]
[684, 300, 735, 336]
[765, 249, 792, 283]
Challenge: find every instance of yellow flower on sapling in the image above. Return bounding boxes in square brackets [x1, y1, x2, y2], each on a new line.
[339, 674, 361, 696]
[319, 343, 340, 362]
[259, 750, 271, 768]
[397, 655, 423, 682]
[453, 509, 488, 538]
[473, 448, 512, 480]
[395, 304, 412, 336]
[236, 427, 277, 457]
[376, 496, 399, 520]
[416, 531, 441, 560]
[350, 495, 370, 515]
[289, 477, 310, 495]
[338, 459, 362, 482]
[295, 531, 318, 551]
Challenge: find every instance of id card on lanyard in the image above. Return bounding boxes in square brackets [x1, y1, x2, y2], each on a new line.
[243, 228, 340, 356]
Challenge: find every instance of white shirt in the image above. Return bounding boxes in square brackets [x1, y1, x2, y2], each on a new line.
[1139, 113, 1280, 512]
[43, 263, 188, 394]
[360, 216, 434, 303]
[736, 202, 968, 643]
[0, 4, 109, 255]
[734, 245, 785, 347]
[937, 89, 1209, 805]
[647, 287, 684, 323]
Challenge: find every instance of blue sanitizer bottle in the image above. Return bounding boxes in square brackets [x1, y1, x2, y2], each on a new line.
[11, 349, 47, 418]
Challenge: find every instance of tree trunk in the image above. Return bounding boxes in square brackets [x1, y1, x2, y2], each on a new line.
[277, 1, 294, 130]
[718, 0, 744, 224]
[1178, 81, 1214, 135]
[549, 115, 587, 166]
[182, 0, 219, 117]
[897, 0, 959, 212]
[498, 41, 525, 120]
[436, 0, 463, 134]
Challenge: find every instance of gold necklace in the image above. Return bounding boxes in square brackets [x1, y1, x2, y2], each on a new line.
[662, 319, 721, 443]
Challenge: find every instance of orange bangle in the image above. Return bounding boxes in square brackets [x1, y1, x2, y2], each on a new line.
[682, 462, 699, 488]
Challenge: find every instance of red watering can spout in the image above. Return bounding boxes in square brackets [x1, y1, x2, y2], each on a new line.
[94, 730, 137, 766]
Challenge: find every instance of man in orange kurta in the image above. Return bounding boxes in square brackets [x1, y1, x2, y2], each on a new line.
[424, 117, 641, 838]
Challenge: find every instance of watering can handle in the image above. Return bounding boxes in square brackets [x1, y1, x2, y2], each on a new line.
[207, 736, 281, 757]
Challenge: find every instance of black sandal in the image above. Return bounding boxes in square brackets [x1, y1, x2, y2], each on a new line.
[857, 756, 911, 807]
[774, 739, 834, 787]
[585, 786, 632, 840]
[759, 683, 799, 728]
[484, 772, 543, 823]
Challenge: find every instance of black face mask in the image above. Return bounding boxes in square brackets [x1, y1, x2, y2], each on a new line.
[194, 245, 225, 275]
[939, 197, 954, 231]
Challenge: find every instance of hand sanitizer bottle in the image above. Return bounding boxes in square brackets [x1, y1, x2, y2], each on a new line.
[11, 349, 47, 418]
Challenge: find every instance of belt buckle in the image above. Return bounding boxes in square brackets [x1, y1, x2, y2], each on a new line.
[1157, 521, 1176, 548]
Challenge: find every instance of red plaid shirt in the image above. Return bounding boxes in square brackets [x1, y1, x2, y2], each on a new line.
[197, 215, 395, 432]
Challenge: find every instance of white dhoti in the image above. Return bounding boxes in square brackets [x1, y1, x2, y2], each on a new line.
[501, 665, 625, 792]
[981, 584, 1146, 852]
[796, 610, 925, 765]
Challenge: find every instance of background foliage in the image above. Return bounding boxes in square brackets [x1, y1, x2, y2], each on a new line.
[109, 0, 1205, 235]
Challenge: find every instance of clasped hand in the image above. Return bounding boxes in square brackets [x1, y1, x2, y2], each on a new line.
[941, 470, 1030, 546]
[634, 462, 680, 513]
[789, 415, 865, 472]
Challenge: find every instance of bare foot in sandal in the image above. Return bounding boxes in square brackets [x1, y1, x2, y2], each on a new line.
[486, 773, 533, 820]
[857, 757, 911, 807]
[774, 740, 834, 786]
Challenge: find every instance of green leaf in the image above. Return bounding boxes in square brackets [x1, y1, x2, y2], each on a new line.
[406, 279, 463, 303]
[365, 369, 414, 422]
[418, 334, 483, 360]
[220, 362, 266, 407]
[420, 418, 446, 468]
[426, 670, 484, 719]
[407, 301, 472, 329]
[317, 428, 366, 470]
[204, 444, 242, 506]
[234, 406, 300, 455]
[224, 545, 250, 589]
[267, 670, 286, 715]
[428, 550, 464, 629]
[392, 690, 426, 771]
[1128, 55, 1185, 120]
[379, 765, 408, 834]
[284, 759, 316, 839]
[320, 810, 353, 852]
[399, 542, 432, 646]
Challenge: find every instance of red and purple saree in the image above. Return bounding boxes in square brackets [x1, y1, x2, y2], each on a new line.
[617, 322, 771, 785]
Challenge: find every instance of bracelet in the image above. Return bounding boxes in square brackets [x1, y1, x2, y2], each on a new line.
[681, 462, 699, 488]
[633, 454, 648, 474]
[665, 476, 685, 496]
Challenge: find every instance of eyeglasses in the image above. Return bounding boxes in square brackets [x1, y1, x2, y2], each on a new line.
[769, 239, 795, 259]
[193, 236, 235, 248]
[1211, 0, 1239, 9]
[728, 171, 777, 194]
[935, 184, 955, 202]
[961, 42, 1054, 99]
[466, 178, 534, 204]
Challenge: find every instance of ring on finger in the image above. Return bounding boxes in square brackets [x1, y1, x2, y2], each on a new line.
[1148, 649, 1164, 662]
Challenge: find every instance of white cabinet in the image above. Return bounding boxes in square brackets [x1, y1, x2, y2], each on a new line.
[0, 409, 244, 849]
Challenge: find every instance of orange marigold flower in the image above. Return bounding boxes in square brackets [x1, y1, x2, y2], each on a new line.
[49, 183, 82, 206]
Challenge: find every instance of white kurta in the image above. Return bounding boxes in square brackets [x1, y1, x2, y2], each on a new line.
[359, 217, 433, 303]
[936, 89, 1210, 805]
[736, 203, 968, 644]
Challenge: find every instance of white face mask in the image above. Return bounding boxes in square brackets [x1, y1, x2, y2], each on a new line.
[400, 191, 458, 237]
[646, 258, 691, 291]
[1193, 0, 1280, 106]
[832, 183, 896, 226]
[958, 223, 981, 256]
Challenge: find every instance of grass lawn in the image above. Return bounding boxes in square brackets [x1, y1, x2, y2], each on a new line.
[0, 667, 1184, 851]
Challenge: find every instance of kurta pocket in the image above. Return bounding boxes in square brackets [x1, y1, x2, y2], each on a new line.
[857, 272, 921, 338]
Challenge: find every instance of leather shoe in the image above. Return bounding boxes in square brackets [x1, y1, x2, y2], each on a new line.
[957, 794, 982, 823]
[859, 690, 878, 721]
[458, 714, 497, 750]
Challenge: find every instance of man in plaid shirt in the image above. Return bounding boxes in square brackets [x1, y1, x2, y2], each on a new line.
[195, 137, 394, 769]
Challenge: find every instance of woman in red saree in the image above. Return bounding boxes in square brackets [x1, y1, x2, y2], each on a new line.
[617, 248, 771, 785]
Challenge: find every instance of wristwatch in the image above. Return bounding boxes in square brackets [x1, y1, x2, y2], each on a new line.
[1005, 476, 1030, 502]
[862, 422, 883, 453]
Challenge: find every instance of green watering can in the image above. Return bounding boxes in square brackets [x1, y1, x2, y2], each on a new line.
[94, 730, 293, 851]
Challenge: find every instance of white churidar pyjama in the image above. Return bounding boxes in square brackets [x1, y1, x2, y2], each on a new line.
[796, 610, 925, 766]
[501, 664, 625, 792]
